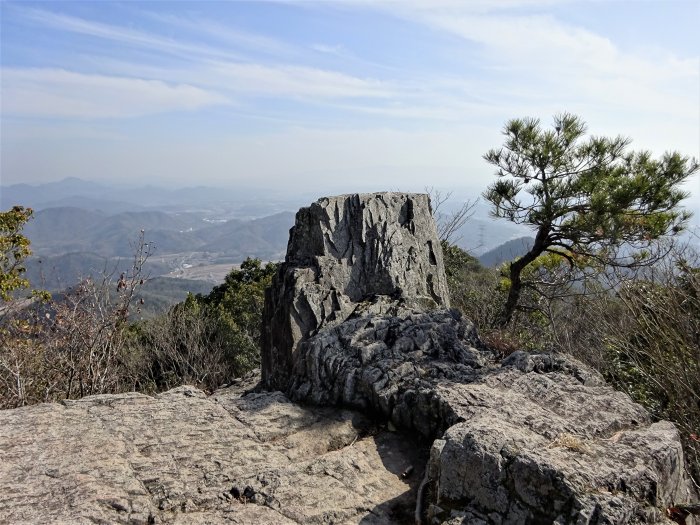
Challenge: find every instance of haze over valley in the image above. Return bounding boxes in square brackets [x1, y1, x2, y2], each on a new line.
[1, 177, 541, 312]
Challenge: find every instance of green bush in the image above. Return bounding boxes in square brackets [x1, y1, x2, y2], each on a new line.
[126, 258, 278, 392]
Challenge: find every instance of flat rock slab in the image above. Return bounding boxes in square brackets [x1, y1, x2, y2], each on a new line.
[0, 375, 424, 524]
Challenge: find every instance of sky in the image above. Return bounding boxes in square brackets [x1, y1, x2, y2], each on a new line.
[1, 0, 699, 203]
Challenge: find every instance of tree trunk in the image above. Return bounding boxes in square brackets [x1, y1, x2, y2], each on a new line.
[498, 226, 549, 326]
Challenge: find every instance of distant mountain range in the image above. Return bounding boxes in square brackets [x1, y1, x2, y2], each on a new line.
[19, 208, 294, 303]
[1, 177, 312, 217]
[6, 178, 543, 301]
[7, 177, 698, 320]
[22, 206, 295, 260]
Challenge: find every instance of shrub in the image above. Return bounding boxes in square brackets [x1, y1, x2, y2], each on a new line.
[0, 232, 150, 406]
[126, 258, 278, 393]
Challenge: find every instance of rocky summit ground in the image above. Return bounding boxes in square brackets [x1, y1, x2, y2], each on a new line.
[1, 193, 698, 525]
[0, 372, 425, 524]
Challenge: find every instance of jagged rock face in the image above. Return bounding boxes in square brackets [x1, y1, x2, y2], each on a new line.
[290, 310, 698, 523]
[291, 307, 487, 439]
[262, 192, 450, 391]
[260, 192, 697, 523]
[0, 373, 424, 525]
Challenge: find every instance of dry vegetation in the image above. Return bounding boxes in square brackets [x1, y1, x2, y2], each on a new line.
[443, 239, 700, 487]
[0, 217, 274, 407]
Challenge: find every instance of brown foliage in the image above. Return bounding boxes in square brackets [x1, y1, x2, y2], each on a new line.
[0, 232, 151, 406]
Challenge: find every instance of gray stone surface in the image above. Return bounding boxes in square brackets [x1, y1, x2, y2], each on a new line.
[262, 192, 450, 391]
[3, 191, 697, 525]
[425, 362, 694, 524]
[262, 192, 698, 524]
[290, 307, 488, 439]
[0, 373, 424, 525]
[289, 306, 698, 523]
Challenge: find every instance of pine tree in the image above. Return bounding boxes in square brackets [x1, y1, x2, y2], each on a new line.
[483, 113, 698, 325]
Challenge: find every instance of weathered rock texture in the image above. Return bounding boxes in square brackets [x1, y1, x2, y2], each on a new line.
[0, 373, 424, 524]
[292, 314, 697, 523]
[270, 193, 698, 523]
[262, 192, 450, 391]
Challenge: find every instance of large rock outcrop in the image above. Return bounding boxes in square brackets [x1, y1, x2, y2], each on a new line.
[291, 313, 696, 523]
[262, 192, 450, 391]
[267, 192, 698, 523]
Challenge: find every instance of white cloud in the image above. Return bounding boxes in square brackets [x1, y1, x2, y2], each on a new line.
[405, 9, 698, 118]
[1, 68, 230, 118]
[142, 11, 296, 57]
[14, 6, 398, 105]
[67, 57, 398, 104]
[17, 7, 241, 60]
[209, 61, 394, 99]
[309, 0, 567, 12]
[311, 43, 345, 55]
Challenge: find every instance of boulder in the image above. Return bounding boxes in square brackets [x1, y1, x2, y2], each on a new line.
[290, 307, 487, 439]
[291, 310, 697, 522]
[262, 192, 450, 391]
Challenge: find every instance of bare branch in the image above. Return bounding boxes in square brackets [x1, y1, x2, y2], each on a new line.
[426, 186, 479, 244]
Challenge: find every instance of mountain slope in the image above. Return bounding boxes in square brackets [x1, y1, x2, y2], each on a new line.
[23, 208, 108, 254]
[478, 236, 534, 267]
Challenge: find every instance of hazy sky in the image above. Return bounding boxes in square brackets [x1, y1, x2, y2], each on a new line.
[1, 0, 699, 200]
